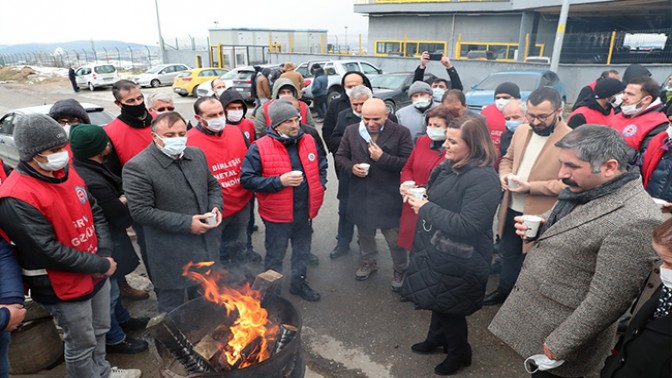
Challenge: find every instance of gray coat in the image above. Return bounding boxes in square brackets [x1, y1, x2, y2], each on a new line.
[122, 143, 223, 290]
[394, 101, 438, 142]
[488, 179, 662, 377]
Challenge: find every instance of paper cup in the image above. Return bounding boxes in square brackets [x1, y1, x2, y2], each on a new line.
[402, 180, 416, 189]
[204, 212, 217, 225]
[652, 197, 667, 209]
[507, 175, 519, 189]
[359, 163, 371, 175]
[410, 187, 427, 200]
[521, 215, 543, 239]
[290, 170, 303, 178]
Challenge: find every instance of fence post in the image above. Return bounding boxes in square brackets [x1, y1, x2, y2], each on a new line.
[145, 45, 152, 68]
[128, 46, 134, 70]
[607, 30, 617, 65]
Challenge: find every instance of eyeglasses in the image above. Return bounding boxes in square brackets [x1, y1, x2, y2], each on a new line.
[57, 117, 81, 126]
[155, 107, 175, 112]
[525, 111, 556, 121]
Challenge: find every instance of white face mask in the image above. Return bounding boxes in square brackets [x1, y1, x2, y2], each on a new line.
[413, 97, 432, 109]
[661, 266, 672, 289]
[345, 88, 354, 98]
[426, 127, 446, 141]
[63, 125, 71, 138]
[432, 88, 445, 103]
[495, 98, 512, 112]
[279, 94, 294, 101]
[621, 98, 645, 116]
[609, 94, 624, 108]
[227, 110, 244, 123]
[524, 354, 565, 374]
[36, 151, 69, 171]
[157, 136, 187, 156]
[205, 117, 226, 132]
[215, 88, 226, 97]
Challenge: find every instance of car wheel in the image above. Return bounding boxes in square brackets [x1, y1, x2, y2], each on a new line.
[150, 79, 160, 88]
[327, 88, 342, 105]
[177, 92, 188, 97]
[191, 85, 200, 97]
[384, 100, 396, 114]
[88, 82, 95, 91]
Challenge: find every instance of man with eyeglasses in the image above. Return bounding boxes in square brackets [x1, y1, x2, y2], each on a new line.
[484, 87, 571, 306]
[241, 100, 327, 302]
[48, 98, 91, 135]
[147, 93, 176, 114]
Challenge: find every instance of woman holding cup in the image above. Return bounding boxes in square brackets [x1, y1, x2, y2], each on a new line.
[400, 115, 501, 376]
[398, 106, 455, 252]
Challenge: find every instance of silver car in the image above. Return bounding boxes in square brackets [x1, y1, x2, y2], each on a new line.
[0, 103, 115, 167]
[133, 63, 191, 88]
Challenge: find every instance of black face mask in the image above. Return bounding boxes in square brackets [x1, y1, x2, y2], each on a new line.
[120, 102, 147, 118]
[531, 115, 558, 137]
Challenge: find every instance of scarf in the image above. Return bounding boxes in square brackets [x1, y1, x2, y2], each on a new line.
[118, 111, 152, 129]
[539, 169, 639, 235]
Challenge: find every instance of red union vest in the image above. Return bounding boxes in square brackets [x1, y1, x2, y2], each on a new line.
[568, 106, 614, 127]
[235, 119, 256, 143]
[104, 118, 153, 166]
[0, 169, 100, 300]
[0, 160, 7, 186]
[481, 104, 506, 152]
[263, 100, 309, 127]
[609, 110, 668, 150]
[641, 132, 668, 188]
[187, 126, 252, 217]
[255, 135, 324, 223]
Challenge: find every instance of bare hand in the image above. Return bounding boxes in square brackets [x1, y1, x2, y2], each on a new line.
[118, 195, 127, 206]
[420, 51, 430, 68]
[211, 207, 222, 226]
[508, 177, 530, 193]
[280, 172, 304, 187]
[441, 56, 453, 69]
[190, 214, 219, 235]
[514, 215, 545, 240]
[407, 195, 429, 214]
[663, 202, 672, 214]
[543, 343, 558, 360]
[399, 184, 411, 197]
[352, 164, 368, 178]
[1, 304, 26, 331]
[368, 142, 383, 161]
[104, 257, 117, 277]
[500, 176, 509, 191]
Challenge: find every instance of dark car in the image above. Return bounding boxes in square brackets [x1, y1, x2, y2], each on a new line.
[371, 72, 438, 114]
[229, 64, 281, 103]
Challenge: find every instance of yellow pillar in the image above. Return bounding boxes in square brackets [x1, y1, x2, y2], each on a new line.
[289, 34, 294, 53]
[403, 34, 407, 57]
[321, 34, 325, 54]
[524, 33, 530, 61]
[358, 34, 362, 56]
[607, 31, 617, 65]
[455, 33, 462, 59]
[268, 33, 272, 53]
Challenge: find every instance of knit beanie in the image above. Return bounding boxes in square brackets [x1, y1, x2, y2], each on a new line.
[408, 81, 432, 97]
[48, 98, 91, 124]
[268, 99, 300, 129]
[69, 124, 109, 159]
[494, 82, 521, 99]
[14, 113, 68, 162]
[594, 78, 625, 99]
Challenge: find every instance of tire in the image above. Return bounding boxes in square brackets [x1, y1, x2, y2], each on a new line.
[191, 85, 199, 97]
[88, 82, 95, 91]
[326, 88, 342, 105]
[177, 92, 188, 97]
[384, 100, 396, 114]
[150, 79, 160, 88]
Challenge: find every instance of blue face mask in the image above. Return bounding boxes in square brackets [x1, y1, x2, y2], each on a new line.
[505, 120, 523, 132]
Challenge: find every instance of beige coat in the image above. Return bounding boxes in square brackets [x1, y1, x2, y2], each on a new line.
[497, 121, 572, 252]
[279, 70, 305, 99]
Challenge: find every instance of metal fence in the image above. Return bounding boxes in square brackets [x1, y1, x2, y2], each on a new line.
[0, 46, 161, 71]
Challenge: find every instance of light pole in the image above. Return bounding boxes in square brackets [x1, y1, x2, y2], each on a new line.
[550, 0, 570, 72]
[154, 0, 165, 63]
[344, 26, 349, 52]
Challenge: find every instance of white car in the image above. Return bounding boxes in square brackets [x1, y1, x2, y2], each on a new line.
[196, 68, 246, 98]
[75, 64, 120, 91]
[295, 60, 382, 103]
[133, 63, 191, 88]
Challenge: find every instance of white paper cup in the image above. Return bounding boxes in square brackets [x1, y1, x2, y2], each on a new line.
[204, 212, 217, 225]
[521, 215, 543, 239]
[410, 187, 427, 200]
[290, 170, 303, 178]
[652, 197, 667, 209]
[359, 163, 371, 175]
[507, 175, 519, 189]
[402, 180, 416, 189]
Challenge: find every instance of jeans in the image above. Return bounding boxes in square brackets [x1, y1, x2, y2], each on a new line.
[313, 95, 327, 119]
[0, 332, 9, 378]
[155, 285, 201, 314]
[263, 208, 311, 282]
[497, 208, 524, 294]
[357, 226, 408, 273]
[43, 279, 111, 378]
[219, 204, 251, 263]
[106, 278, 130, 345]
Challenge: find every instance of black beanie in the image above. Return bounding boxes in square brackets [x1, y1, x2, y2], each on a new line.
[594, 78, 625, 99]
[69, 124, 109, 159]
[494, 82, 521, 99]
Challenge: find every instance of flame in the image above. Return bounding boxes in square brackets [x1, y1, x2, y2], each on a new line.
[183, 261, 278, 369]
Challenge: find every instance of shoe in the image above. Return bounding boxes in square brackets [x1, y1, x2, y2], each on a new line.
[289, 278, 321, 302]
[411, 340, 446, 354]
[391, 270, 405, 292]
[307, 252, 319, 266]
[355, 262, 378, 281]
[434, 346, 472, 375]
[483, 290, 508, 306]
[329, 244, 350, 259]
[246, 249, 262, 263]
[109, 367, 142, 378]
[120, 280, 149, 300]
[107, 337, 149, 354]
[120, 317, 150, 332]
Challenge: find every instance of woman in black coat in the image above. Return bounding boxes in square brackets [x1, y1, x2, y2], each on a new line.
[401, 115, 501, 376]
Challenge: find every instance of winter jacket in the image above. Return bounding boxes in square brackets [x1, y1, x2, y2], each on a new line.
[311, 68, 328, 97]
[568, 97, 614, 129]
[609, 99, 668, 158]
[253, 78, 315, 137]
[412, 65, 464, 91]
[395, 101, 439, 142]
[0, 239, 24, 331]
[401, 161, 500, 314]
[279, 70, 305, 99]
[642, 133, 672, 202]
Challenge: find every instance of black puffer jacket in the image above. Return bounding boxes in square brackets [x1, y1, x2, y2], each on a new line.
[401, 161, 501, 315]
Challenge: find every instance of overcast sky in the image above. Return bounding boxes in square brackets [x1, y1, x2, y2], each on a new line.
[1, 0, 369, 46]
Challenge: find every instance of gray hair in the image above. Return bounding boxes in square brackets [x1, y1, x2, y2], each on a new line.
[555, 124, 630, 173]
[503, 99, 526, 115]
[349, 85, 372, 100]
[147, 92, 174, 106]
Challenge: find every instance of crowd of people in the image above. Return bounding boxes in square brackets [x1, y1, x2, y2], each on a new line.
[0, 54, 671, 378]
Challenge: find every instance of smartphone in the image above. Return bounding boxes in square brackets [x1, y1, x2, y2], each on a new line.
[428, 53, 443, 61]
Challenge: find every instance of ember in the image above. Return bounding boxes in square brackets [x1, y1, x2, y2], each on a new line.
[182, 261, 280, 370]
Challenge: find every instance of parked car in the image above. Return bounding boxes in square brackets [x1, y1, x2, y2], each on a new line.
[295, 60, 382, 104]
[0, 103, 115, 167]
[75, 63, 119, 91]
[196, 67, 248, 98]
[371, 72, 438, 114]
[133, 63, 190, 88]
[172, 68, 228, 97]
[464, 70, 565, 112]
[197, 64, 280, 101]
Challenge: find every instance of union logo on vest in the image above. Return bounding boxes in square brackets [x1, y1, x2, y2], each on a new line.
[308, 152, 316, 162]
[74, 186, 88, 204]
[622, 124, 638, 137]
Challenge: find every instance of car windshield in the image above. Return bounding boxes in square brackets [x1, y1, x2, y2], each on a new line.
[475, 73, 539, 91]
[220, 70, 239, 80]
[88, 111, 114, 126]
[94, 65, 115, 74]
[145, 66, 164, 74]
[370, 74, 407, 90]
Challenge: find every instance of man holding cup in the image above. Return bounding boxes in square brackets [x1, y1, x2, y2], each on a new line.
[241, 100, 327, 302]
[489, 125, 663, 377]
[484, 89, 572, 306]
[335, 98, 413, 285]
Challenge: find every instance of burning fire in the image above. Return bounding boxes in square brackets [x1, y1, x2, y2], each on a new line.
[182, 261, 279, 369]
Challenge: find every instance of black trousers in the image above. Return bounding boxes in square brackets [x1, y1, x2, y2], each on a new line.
[263, 208, 311, 282]
[497, 208, 524, 294]
[425, 311, 470, 357]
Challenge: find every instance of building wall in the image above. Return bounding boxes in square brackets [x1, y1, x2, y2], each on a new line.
[208, 30, 327, 54]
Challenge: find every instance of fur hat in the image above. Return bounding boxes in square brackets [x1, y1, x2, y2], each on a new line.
[268, 99, 300, 129]
[14, 113, 68, 162]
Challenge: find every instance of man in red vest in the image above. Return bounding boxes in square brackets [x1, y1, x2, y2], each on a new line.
[610, 77, 668, 162]
[481, 82, 521, 161]
[188, 97, 254, 266]
[241, 100, 327, 302]
[568, 78, 625, 129]
[0, 113, 141, 378]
